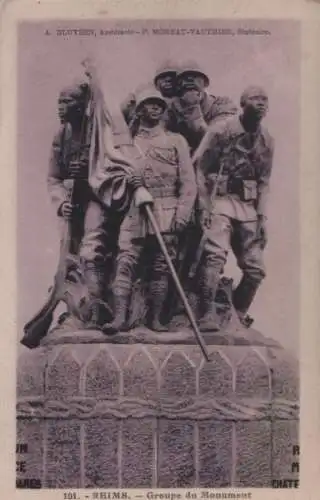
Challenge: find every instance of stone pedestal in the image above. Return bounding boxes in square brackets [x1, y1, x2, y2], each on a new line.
[17, 333, 299, 488]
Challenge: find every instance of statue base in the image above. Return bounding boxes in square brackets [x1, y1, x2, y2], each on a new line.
[17, 324, 299, 489]
[40, 309, 281, 348]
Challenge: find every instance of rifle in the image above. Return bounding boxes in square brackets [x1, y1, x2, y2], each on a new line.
[21, 59, 135, 349]
[21, 94, 92, 349]
[20, 212, 75, 349]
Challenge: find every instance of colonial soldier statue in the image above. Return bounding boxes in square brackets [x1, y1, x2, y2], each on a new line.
[47, 80, 152, 327]
[153, 60, 178, 101]
[103, 86, 197, 333]
[121, 60, 179, 133]
[193, 85, 274, 331]
[168, 61, 238, 154]
[22, 67, 155, 348]
[48, 82, 92, 256]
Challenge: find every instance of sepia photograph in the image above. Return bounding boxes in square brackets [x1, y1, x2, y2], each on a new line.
[15, 18, 300, 490]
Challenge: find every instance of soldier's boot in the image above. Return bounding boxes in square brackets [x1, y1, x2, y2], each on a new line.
[198, 265, 220, 332]
[84, 262, 111, 327]
[148, 274, 170, 332]
[103, 257, 136, 334]
[102, 289, 131, 335]
[232, 275, 261, 328]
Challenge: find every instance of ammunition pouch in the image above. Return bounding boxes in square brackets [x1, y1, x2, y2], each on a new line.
[209, 174, 257, 202]
[242, 179, 258, 201]
[227, 178, 257, 201]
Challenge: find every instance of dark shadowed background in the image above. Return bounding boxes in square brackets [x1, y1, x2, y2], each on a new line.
[17, 20, 300, 353]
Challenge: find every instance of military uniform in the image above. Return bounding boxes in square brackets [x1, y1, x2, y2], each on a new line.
[194, 113, 274, 327]
[121, 61, 179, 134]
[166, 62, 237, 153]
[48, 83, 143, 323]
[162, 63, 237, 295]
[107, 88, 197, 331]
[78, 110, 144, 312]
[47, 117, 117, 313]
[119, 124, 196, 249]
[168, 92, 237, 154]
[48, 121, 91, 256]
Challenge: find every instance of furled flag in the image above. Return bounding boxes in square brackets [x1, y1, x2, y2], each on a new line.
[82, 57, 138, 212]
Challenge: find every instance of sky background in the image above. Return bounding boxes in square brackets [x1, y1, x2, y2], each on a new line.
[17, 19, 300, 354]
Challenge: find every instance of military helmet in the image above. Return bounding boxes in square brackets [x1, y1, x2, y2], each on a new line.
[154, 60, 178, 88]
[177, 61, 210, 88]
[135, 86, 167, 111]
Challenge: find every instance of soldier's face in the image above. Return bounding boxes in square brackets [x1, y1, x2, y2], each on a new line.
[157, 75, 176, 96]
[141, 101, 165, 122]
[180, 73, 206, 91]
[244, 93, 268, 119]
[58, 94, 83, 123]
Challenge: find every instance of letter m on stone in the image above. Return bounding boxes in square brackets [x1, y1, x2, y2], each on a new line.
[292, 462, 299, 473]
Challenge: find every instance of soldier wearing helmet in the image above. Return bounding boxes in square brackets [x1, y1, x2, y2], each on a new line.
[193, 85, 274, 331]
[153, 60, 178, 100]
[121, 61, 179, 130]
[103, 86, 197, 333]
[168, 61, 237, 154]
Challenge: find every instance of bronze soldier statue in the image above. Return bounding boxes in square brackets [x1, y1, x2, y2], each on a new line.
[39, 78, 152, 332]
[47, 81, 116, 325]
[48, 82, 92, 255]
[23, 81, 98, 346]
[121, 60, 179, 134]
[21, 65, 159, 348]
[103, 86, 197, 333]
[153, 60, 178, 101]
[155, 62, 237, 297]
[193, 85, 274, 331]
[168, 61, 237, 154]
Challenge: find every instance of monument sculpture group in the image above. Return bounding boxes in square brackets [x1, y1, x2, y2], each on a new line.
[17, 56, 299, 489]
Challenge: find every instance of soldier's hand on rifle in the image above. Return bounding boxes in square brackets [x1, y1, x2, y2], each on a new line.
[69, 159, 88, 179]
[133, 186, 154, 207]
[257, 215, 268, 249]
[171, 217, 188, 233]
[59, 201, 74, 220]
